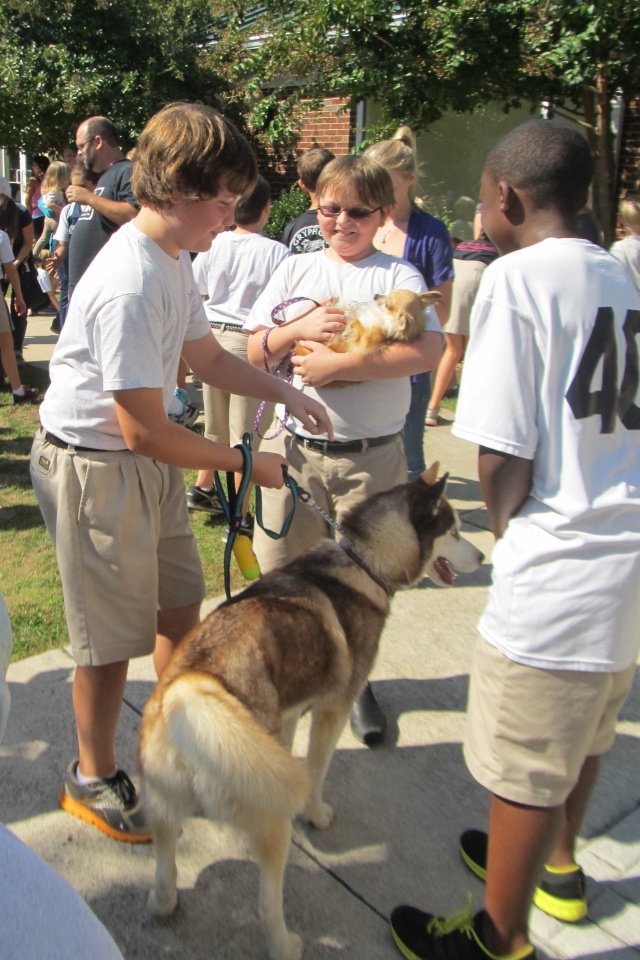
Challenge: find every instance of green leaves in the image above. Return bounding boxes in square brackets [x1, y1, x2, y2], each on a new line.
[0, 0, 232, 150]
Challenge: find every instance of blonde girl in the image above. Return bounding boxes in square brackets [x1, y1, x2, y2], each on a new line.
[365, 126, 453, 476]
[33, 161, 71, 257]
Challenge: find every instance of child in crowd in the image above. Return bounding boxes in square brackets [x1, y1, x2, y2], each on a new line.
[281, 147, 335, 253]
[34, 253, 60, 328]
[365, 126, 453, 471]
[30, 102, 330, 844]
[0, 225, 39, 403]
[244, 154, 443, 745]
[188, 174, 290, 522]
[33, 160, 70, 257]
[47, 162, 100, 329]
[390, 121, 640, 960]
[610, 194, 640, 293]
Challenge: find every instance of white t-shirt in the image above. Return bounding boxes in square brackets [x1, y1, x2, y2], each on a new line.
[453, 238, 640, 672]
[54, 203, 76, 243]
[610, 234, 640, 294]
[41, 221, 209, 449]
[37, 267, 53, 293]
[244, 249, 442, 441]
[192, 231, 290, 326]
[0, 229, 13, 264]
[0, 175, 12, 198]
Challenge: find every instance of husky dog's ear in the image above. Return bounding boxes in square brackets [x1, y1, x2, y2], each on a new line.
[420, 469, 449, 513]
[421, 462, 440, 485]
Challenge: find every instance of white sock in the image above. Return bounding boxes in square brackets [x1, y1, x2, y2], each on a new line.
[12, 385, 25, 397]
[76, 765, 117, 785]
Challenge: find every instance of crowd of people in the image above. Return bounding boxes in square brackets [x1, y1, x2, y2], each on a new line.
[1, 103, 639, 960]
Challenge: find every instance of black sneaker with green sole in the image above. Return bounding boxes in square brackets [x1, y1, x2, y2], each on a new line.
[460, 829, 588, 923]
[390, 900, 537, 960]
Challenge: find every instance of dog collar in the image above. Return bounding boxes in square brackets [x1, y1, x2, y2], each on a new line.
[340, 543, 393, 598]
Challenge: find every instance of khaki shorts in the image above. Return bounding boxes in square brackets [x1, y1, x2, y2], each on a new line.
[0, 296, 13, 334]
[30, 429, 205, 667]
[253, 430, 407, 573]
[464, 638, 636, 807]
[444, 260, 486, 337]
[204, 325, 273, 446]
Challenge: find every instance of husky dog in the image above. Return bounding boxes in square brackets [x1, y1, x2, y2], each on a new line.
[138, 464, 483, 960]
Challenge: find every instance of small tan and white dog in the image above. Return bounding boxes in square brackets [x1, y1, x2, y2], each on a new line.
[138, 464, 482, 960]
[296, 288, 441, 370]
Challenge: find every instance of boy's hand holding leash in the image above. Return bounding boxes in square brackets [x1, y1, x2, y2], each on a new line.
[248, 451, 290, 489]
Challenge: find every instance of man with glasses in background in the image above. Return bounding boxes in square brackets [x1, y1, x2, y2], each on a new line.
[65, 116, 138, 302]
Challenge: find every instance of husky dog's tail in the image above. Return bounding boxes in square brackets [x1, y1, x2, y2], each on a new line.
[162, 673, 309, 818]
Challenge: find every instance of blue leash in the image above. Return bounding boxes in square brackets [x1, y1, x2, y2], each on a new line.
[213, 433, 299, 600]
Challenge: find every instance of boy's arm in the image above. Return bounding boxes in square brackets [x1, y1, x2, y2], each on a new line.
[432, 278, 452, 328]
[48, 241, 68, 270]
[113, 388, 288, 489]
[478, 447, 533, 540]
[246, 300, 346, 367]
[292, 329, 443, 387]
[182, 332, 334, 438]
[2, 261, 26, 317]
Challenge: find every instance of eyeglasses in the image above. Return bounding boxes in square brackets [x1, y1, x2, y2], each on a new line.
[76, 136, 97, 151]
[317, 204, 382, 220]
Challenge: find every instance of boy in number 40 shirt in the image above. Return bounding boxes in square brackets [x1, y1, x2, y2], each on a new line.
[391, 121, 640, 960]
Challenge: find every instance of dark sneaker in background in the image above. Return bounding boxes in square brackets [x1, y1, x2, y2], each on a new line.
[186, 484, 224, 515]
[59, 761, 152, 843]
[13, 386, 40, 405]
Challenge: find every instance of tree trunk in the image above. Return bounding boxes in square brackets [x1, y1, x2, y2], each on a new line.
[582, 67, 615, 247]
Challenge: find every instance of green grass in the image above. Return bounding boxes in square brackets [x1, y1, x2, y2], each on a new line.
[1, 367, 246, 662]
[2, 357, 457, 662]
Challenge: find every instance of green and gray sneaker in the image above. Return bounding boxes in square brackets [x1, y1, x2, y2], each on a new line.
[460, 829, 588, 923]
[390, 898, 537, 960]
[59, 761, 152, 843]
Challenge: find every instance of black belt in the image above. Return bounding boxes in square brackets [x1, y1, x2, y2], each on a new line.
[44, 431, 123, 453]
[210, 321, 248, 334]
[291, 431, 399, 455]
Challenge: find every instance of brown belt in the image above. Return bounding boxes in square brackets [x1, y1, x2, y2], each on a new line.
[43, 431, 124, 453]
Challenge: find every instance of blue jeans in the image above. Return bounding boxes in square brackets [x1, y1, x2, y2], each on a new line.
[51, 240, 69, 328]
[403, 373, 431, 482]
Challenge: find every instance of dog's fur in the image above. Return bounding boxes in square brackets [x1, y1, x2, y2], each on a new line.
[295, 289, 441, 386]
[138, 465, 483, 960]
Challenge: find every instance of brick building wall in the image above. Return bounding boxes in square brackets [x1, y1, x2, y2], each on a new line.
[263, 96, 358, 195]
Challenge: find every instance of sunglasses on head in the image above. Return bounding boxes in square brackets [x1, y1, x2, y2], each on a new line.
[317, 204, 382, 220]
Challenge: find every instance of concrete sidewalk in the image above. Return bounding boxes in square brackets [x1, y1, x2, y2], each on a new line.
[1, 319, 639, 959]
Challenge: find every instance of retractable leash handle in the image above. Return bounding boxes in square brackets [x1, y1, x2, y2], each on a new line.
[214, 434, 260, 600]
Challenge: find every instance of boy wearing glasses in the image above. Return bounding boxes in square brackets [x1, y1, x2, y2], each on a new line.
[245, 154, 443, 745]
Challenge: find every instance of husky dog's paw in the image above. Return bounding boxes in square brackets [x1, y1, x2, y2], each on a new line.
[304, 800, 334, 829]
[269, 931, 302, 960]
[147, 888, 178, 916]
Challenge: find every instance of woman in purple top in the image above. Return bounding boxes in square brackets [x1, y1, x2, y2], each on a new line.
[366, 128, 453, 480]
